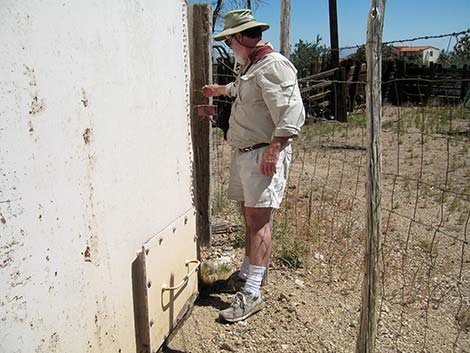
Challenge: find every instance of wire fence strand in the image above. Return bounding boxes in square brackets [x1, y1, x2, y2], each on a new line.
[210, 32, 470, 351]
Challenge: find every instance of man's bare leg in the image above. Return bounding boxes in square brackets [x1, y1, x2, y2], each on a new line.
[241, 202, 250, 257]
[241, 207, 272, 297]
[244, 207, 272, 267]
[238, 202, 250, 280]
[219, 207, 271, 322]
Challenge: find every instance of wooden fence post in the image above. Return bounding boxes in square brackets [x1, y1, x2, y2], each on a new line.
[280, 0, 291, 59]
[395, 60, 405, 105]
[424, 62, 436, 105]
[328, 0, 340, 68]
[334, 66, 348, 122]
[189, 4, 212, 250]
[461, 64, 469, 101]
[349, 62, 362, 111]
[356, 1, 386, 353]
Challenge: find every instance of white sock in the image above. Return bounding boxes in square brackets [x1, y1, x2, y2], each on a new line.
[239, 256, 250, 280]
[243, 265, 266, 297]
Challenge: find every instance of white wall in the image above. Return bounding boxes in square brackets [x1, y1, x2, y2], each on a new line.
[0, 1, 193, 352]
[422, 47, 440, 64]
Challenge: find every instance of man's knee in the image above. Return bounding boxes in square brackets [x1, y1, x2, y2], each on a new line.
[244, 207, 272, 233]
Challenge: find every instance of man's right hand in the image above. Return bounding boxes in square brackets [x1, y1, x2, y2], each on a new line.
[201, 84, 226, 97]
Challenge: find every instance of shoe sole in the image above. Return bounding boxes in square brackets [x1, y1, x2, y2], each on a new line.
[219, 301, 264, 323]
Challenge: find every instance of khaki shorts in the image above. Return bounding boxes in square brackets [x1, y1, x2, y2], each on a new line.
[227, 144, 292, 208]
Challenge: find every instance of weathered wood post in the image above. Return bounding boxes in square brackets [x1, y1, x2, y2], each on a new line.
[280, 0, 291, 59]
[424, 62, 436, 105]
[328, 0, 340, 68]
[349, 62, 362, 111]
[334, 66, 348, 122]
[395, 60, 405, 105]
[189, 4, 212, 250]
[461, 64, 469, 102]
[328, 0, 347, 121]
[356, 1, 386, 352]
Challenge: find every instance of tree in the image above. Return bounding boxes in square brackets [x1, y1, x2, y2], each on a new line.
[437, 49, 451, 66]
[402, 51, 423, 66]
[436, 34, 470, 67]
[349, 45, 366, 62]
[350, 44, 393, 63]
[290, 36, 329, 76]
[208, 0, 266, 32]
[453, 33, 470, 62]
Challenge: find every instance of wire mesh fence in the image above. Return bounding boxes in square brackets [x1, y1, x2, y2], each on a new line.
[377, 87, 470, 352]
[210, 43, 469, 351]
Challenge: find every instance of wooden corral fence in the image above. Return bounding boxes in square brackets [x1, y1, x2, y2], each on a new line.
[212, 58, 469, 125]
[383, 61, 470, 105]
[298, 64, 361, 122]
[212, 56, 364, 124]
[298, 60, 470, 121]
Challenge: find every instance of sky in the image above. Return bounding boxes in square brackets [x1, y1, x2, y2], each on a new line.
[206, 0, 470, 55]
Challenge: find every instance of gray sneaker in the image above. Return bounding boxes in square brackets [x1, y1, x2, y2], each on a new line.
[213, 271, 246, 294]
[219, 290, 264, 323]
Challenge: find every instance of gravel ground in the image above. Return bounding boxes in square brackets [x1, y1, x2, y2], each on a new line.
[166, 109, 470, 353]
[165, 231, 470, 353]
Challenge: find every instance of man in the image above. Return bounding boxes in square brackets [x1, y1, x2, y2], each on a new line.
[202, 9, 305, 323]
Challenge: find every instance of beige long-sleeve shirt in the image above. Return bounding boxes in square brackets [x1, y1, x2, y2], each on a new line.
[225, 52, 305, 149]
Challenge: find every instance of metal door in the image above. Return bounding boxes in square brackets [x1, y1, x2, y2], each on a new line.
[132, 209, 199, 353]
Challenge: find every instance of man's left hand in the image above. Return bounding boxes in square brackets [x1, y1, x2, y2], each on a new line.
[260, 143, 281, 176]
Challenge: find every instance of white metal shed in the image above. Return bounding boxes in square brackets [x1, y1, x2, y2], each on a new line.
[0, 1, 203, 352]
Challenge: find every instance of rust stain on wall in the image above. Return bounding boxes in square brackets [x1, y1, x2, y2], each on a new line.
[83, 246, 92, 262]
[1, 239, 20, 269]
[24, 65, 46, 136]
[83, 128, 92, 144]
[81, 88, 89, 107]
[82, 123, 100, 267]
[1, 234, 28, 327]
[34, 331, 60, 353]
[92, 295, 118, 351]
[29, 95, 46, 115]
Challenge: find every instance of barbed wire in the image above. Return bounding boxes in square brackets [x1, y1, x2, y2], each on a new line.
[213, 28, 470, 58]
[334, 29, 470, 52]
[383, 29, 470, 47]
[210, 21, 470, 353]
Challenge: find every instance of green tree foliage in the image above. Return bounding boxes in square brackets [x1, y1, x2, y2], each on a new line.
[454, 34, 470, 57]
[402, 51, 424, 66]
[349, 45, 366, 62]
[437, 33, 470, 67]
[349, 44, 394, 63]
[454, 33, 470, 63]
[210, 0, 265, 32]
[437, 49, 451, 66]
[290, 35, 329, 76]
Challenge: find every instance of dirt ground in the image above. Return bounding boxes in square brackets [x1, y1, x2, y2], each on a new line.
[165, 106, 470, 353]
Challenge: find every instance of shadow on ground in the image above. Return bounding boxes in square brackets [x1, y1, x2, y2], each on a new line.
[162, 347, 188, 353]
[194, 290, 229, 311]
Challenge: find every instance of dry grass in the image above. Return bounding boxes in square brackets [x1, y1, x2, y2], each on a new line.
[210, 103, 470, 351]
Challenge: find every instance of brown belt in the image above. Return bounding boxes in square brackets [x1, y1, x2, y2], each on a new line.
[239, 143, 270, 153]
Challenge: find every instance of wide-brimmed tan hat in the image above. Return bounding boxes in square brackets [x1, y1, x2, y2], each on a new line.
[213, 9, 269, 41]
